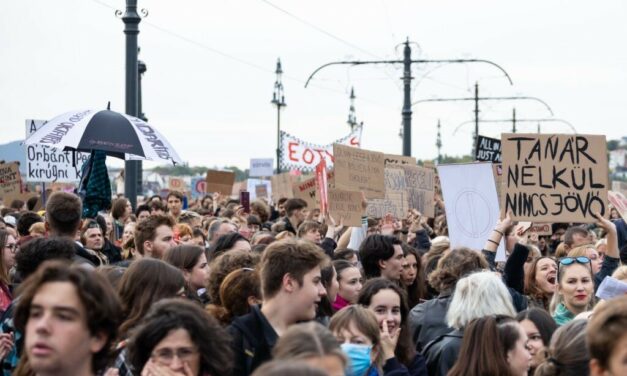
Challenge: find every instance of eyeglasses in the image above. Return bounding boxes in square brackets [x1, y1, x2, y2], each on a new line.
[151, 347, 198, 365]
[4, 244, 17, 253]
[559, 256, 590, 266]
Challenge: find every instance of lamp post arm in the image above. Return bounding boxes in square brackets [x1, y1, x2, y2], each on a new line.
[453, 118, 576, 135]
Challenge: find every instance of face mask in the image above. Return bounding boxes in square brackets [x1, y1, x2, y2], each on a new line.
[341, 343, 372, 376]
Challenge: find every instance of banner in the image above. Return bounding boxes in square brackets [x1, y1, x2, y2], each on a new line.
[190, 176, 207, 200]
[475, 135, 502, 163]
[25, 120, 89, 183]
[501, 133, 608, 223]
[249, 158, 274, 177]
[279, 125, 362, 171]
[0, 162, 22, 197]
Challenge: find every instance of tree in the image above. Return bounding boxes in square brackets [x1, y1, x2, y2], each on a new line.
[608, 139, 620, 151]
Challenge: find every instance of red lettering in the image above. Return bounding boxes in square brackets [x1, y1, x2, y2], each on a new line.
[288, 142, 299, 162]
[349, 137, 360, 146]
[325, 149, 335, 163]
[314, 149, 327, 162]
[303, 148, 315, 164]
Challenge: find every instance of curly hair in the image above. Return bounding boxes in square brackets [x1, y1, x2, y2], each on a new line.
[207, 250, 259, 306]
[427, 247, 487, 293]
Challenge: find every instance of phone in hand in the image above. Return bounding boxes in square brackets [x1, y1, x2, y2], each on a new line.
[240, 191, 250, 213]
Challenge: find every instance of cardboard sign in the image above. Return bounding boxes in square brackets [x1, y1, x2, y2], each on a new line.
[328, 188, 363, 226]
[0, 162, 21, 197]
[333, 144, 385, 199]
[475, 135, 502, 163]
[402, 165, 435, 218]
[608, 191, 627, 219]
[384, 153, 416, 166]
[423, 160, 436, 169]
[246, 179, 271, 201]
[24, 119, 89, 183]
[279, 125, 363, 171]
[438, 163, 506, 261]
[367, 168, 408, 219]
[612, 181, 627, 195]
[493, 163, 504, 208]
[315, 160, 329, 215]
[292, 171, 334, 209]
[502, 134, 608, 223]
[206, 170, 235, 196]
[168, 177, 186, 192]
[190, 176, 207, 200]
[255, 184, 269, 199]
[1, 191, 39, 210]
[249, 158, 274, 177]
[271, 173, 295, 202]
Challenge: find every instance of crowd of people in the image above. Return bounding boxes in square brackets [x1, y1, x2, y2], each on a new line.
[0, 186, 625, 376]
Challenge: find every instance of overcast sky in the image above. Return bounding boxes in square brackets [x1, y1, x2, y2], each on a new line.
[1, 0, 625, 170]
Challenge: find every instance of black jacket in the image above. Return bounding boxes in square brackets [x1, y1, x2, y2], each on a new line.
[228, 305, 278, 376]
[408, 292, 453, 352]
[422, 329, 463, 376]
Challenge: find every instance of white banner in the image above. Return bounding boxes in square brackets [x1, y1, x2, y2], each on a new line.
[279, 125, 363, 171]
[24, 119, 89, 183]
[249, 158, 274, 177]
[437, 163, 506, 262]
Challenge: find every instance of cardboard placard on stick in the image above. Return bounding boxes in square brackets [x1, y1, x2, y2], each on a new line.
[0, 162, 21, 197]
[206, 170, 235, 196]
[271, 173, 295, 202]
[333, 144, 384, 199]
[328, 188, 363, 226]
[255, 184, 268, 199]
[502, 134, 608, 223]
[384, 153, 416, 166]
[402, 165, 435, 218]
[366, 168, 408, 219]
[292, 171, 334, 209]
[475, 135, 502, 163]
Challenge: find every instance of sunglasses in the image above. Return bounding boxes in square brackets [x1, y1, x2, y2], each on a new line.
[557, 256, 591, 281]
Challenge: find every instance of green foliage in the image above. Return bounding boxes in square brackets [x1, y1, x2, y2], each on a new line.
[608, 139, 620, 151]
[152, 165, 249, 180]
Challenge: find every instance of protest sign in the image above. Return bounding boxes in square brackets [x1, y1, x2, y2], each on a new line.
[292, 170, 334, 209]
[279, 125, 362, 171]
[24, 119, 89, 183]
[502, 134, 608, 223]
[168, 177, 186, 192]
[328, 188, 363, 226]
[475, 135, 502, 163]
[255, 184, 268, 199]
[530, 223, 552, 236]
[0, 162, 21, 197]
[366, 168, 408, 219]
[271, 173, 295, 202]
[190, 176, 206, 199]
[423, 160, 436, 169]
[402, 165, 435, 218]
[384, 154, 415, 166]
[333, 144, 384, 199]
[612, 181, 627, 195]
[438, 163, 506, 261]
[206, 170, 235, 196]
[249, 158, 274, 177]
[493, 163, 504, 207]
[315, 160, 329, 215]
[608, 191, 627, 219]
[246, 179, 271, 201]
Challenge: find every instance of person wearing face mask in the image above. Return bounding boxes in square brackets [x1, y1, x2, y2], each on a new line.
[516, 308, 557, 375]
[357, 278, 427, 376]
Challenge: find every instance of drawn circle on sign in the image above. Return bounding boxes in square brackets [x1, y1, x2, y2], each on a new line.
[453, 189, 493, 239]
[195, 180, 206, 194]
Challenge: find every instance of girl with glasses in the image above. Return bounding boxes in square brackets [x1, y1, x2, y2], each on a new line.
[0, 229, 17, 314]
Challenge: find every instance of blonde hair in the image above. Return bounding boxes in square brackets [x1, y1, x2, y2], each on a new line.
[446, 271, 516, 330]
[567, 244, 596, 258]
[554, 242, 568, 258]
[611, 265, 627, 282]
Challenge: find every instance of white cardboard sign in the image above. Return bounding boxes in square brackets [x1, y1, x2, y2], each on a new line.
[249, 158, 274, 177]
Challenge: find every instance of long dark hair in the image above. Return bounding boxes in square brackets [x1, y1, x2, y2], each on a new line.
[357, 278, 415, 367]
[516, 308, 557, 348]
[317, 258, 335, 318]
[448, 315, 519, 376]
[401, 243, 425, 308]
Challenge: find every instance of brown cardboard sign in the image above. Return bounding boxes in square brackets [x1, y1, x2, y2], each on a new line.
[366, 168, 408, 219]
[0, 162, 21, 197]
[206, 170, 235, 196]
[328, 188, 363, 226]
[402, 165, 435, 218]
[333, 144, 384, 199]
[255, 184, 268, 199]
[501, 134, 608, 223]
[168, 177, 186, 192]
[384, 153, 416, 166]
[292, 170, 334, 209]
[271, 173, 295, 202]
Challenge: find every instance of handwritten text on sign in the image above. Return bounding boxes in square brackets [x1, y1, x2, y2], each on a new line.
[333, 144, 384, 199]
[367, 168, 408, 218]
[402, 165, 435, 218]
[501, 134, 608, 223]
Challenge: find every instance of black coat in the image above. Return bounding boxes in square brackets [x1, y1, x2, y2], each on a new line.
[421, 329, 463, 376]
[408, 293, 453, 352]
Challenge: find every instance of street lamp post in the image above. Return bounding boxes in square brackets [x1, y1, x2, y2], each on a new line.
[347, 87, 357, 131]
[271, 58, 286, 174]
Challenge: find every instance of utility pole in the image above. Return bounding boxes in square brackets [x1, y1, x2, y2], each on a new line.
[347, 87, 358, 131]
[436, 120, 442, 164]
[271, 58, 286, 174]
[121, 0, 143, 209]
[136, 54, 146, 196]
[512, 108, 517, 133]
[305, 39, 513, 157]
[412, 84, 553, 154]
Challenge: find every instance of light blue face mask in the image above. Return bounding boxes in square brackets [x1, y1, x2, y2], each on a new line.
[341, 343, 372, 376]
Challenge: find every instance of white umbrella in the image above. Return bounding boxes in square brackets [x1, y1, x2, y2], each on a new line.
[24, 106, 183, 165]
